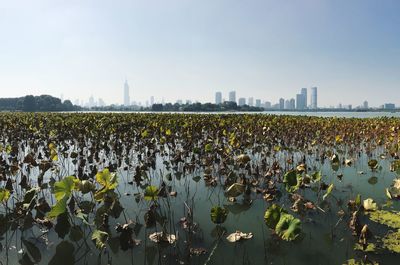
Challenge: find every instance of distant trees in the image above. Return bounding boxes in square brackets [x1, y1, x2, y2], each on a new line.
[0, 95, 81, 112]
[149, 101, 263, 112]
[23, 95, 36, 111]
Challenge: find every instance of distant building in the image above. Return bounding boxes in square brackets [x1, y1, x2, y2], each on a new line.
[150, 96, 155, 106]
[301, 88, 308, 108]
[229, 91, 236, 103]
[255, 99, 261, 108]
[248, 97, 254, 106]
[296, 94, 304, 110]
[215, 92, 222, 104]
[238, 97, 246, 106]
[279, 98, 285, 110]
[124, 80, 130, 106]
[384, 103, 396, 110]
[264, 101, 272, 109]
[310, 87, 318, 109]
[363, 101, 369, 109]
[98, 98, 105, 107]
[289, 98, 296, 110]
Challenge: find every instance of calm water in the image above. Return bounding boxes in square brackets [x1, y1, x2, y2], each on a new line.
[1, 149, 399, 265]
[79, 111, 400, 119]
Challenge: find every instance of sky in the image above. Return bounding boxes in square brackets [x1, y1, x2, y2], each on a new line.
[0, 0, 399, 107]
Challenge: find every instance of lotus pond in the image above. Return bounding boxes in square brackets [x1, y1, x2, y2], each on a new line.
[1, 113, 400, 265]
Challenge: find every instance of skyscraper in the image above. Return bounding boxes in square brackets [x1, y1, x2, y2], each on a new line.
[296, 94, 304, 110]
[279, 98, 285, 110]
[124, 80, 130, 106]
[229, 91, 236, 103]
[310, 87, 318, 109]
[248, 97, 254, 106]
[215, 92, 222, 104]
[301, 88, 307, 108]
[238, 98, 246, 106]
[255, 99, 261, 108]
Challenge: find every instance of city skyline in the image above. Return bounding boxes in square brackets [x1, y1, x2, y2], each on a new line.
[0, 1, 399, 106]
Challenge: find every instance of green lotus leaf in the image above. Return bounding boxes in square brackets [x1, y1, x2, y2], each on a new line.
[210, 206, 228, 224]
[0, 188, 10, 203]
[275, 213, 302, 241]
[54, 176, 76, 202]
[144, 186, 159, 201]
[92, 230, 109, 250]
[264, 204, 286, 229]
[283, 170, 301, 193]
[323, 184, 334, 201]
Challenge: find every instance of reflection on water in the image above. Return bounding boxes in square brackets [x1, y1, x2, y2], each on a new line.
[1, 150, 399, 265]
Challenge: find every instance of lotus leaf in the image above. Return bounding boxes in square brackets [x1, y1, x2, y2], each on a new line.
[210, 206, 228, 224]
[363, 198, 378, 211]
[283, 170, 301, 193]
[92, 230, 109, 250]
[224, 183, 245, 198]
[226, 231, 253, 242]
[275, 213, 302, 241]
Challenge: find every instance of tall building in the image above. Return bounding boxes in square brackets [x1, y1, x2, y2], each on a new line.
[279, 98, 285, 110]
[264, 101, 272, 109]
[124, 80, 130, 106]
[310, 87, 318, 109]
[215, 92, 222, 104]
[296, 94, 304, 110]
[363, 101, 369, 109]
[301, 88, 308, 108]
[255, 99, 261, 108]
[238, 98, 246, 106]
[228, 91, 236, 103]
[248, 97, 254, 106]
[291, 98, 296, 109]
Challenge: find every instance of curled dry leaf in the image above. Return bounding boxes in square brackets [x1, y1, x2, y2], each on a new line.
[149, 232, 177, 244]
[226, 231, 253, 243]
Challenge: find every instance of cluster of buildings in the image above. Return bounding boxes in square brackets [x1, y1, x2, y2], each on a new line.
[215, 87, 318, 110]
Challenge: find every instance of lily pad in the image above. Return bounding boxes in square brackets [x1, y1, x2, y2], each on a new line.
[368, 177, 378, 185]
[367, 210, 400, 229]
[224, 183, 245, 198]
[210, 206, 228, 224]
[283, 170, 301, 193]
[363, 198, 378, 211]
[275, 213, 302, 241]
[264, 204, 286, 229]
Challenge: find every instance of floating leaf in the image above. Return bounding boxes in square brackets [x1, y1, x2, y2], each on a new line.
[323, 184, 334, 201]
[367, 210, 400, 229]
[264, 204, 286, 229]
[149, 232, 177, 244]
[92, 230, 109, 250]
[311, 171, 322, 182]
[283, 170, 301, 193]
[226, 231, 253, 242]
[224, 183, 245, 198]
[382, 229, 400, 253]
[368, 176, 378, 185]
[144, 186, 159, 201]
[368, 159, 378, 170]
[210, 206, 228, 224]
[363, 198, 378, 211]
[0, 188, 10, 203]
[275, 213, 302, 241]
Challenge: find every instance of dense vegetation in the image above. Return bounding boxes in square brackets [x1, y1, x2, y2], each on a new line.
[0, 113, 400, 265]
[0, 95, 80, 112]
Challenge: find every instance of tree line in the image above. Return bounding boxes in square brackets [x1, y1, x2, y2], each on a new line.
[0, 95, 81, 112]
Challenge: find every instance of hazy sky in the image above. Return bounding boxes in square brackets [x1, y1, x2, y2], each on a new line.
[0, 0, 399, 107]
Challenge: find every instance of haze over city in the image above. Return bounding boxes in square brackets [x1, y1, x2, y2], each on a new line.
[1, 0, 399, 107]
